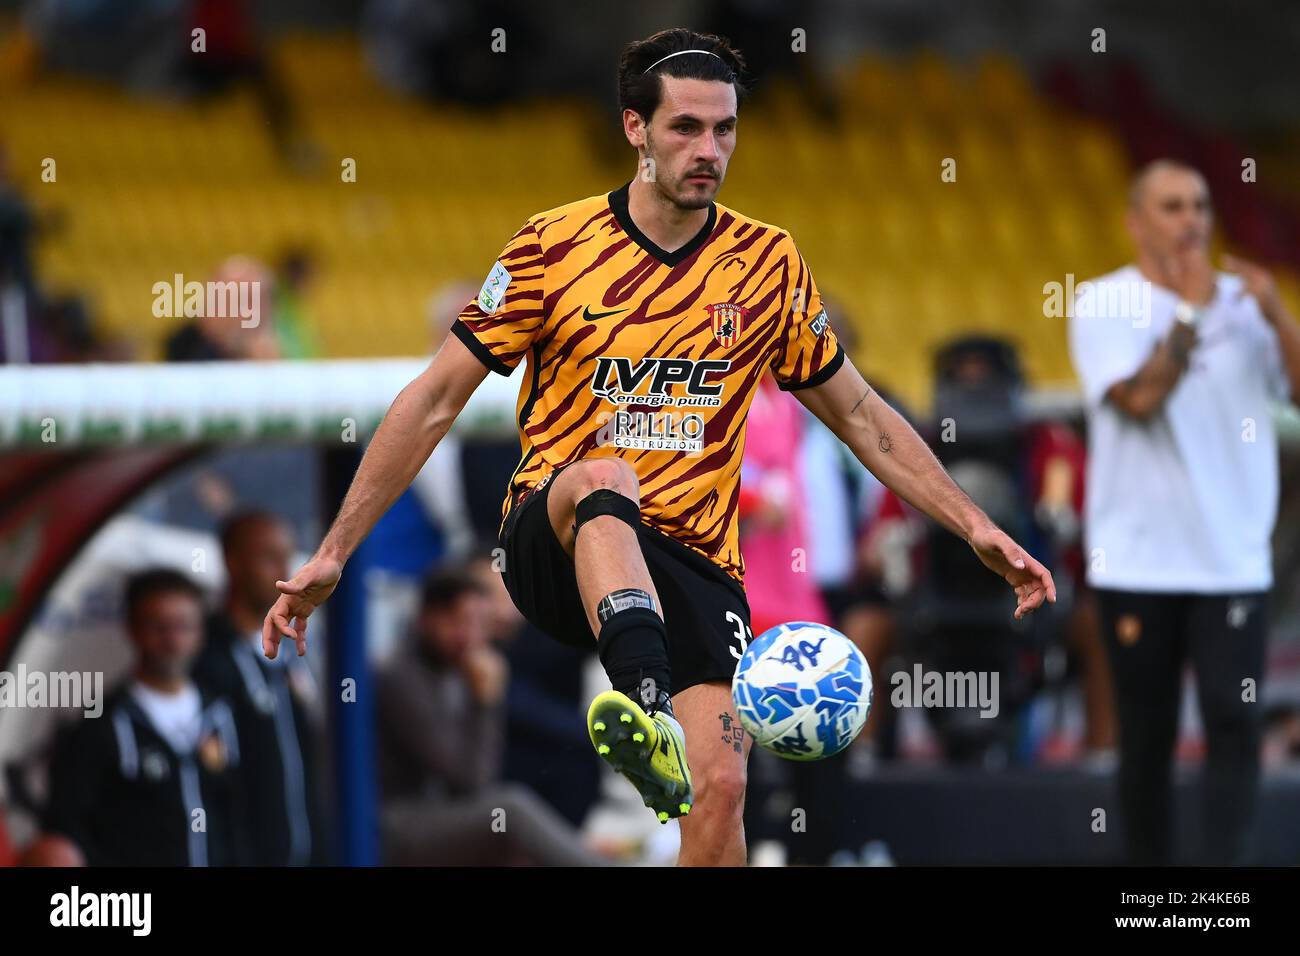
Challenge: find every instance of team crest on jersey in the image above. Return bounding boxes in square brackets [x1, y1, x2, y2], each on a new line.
[706, 303, 749, 347]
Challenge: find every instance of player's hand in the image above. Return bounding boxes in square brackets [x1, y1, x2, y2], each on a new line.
[1222, 253, 1282, 318]
[262, 554, 343, 659]
[967, 525, 1057, 620]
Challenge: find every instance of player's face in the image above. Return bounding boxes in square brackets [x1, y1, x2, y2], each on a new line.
[641, 77, 737, 210]
[1129, 168, 1213, 259]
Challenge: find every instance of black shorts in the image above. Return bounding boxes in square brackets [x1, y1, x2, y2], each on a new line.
[498, 468, 752, 694]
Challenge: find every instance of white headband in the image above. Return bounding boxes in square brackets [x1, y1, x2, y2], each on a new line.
[643, 49, 725, 73]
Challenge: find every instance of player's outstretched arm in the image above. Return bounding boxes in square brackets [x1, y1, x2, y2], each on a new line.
[262, 333, 490, 657]
[792, 357, 1056, 620]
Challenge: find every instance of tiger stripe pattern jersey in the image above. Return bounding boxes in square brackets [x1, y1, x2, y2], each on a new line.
[452, 181, 844, 585]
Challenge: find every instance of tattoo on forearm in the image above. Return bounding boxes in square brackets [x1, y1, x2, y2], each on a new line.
[849, 388, 872, 415]
[719, 712, 744, 754]
[878, 430, 893, 453]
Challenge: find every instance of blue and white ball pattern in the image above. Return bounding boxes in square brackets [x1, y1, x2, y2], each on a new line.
[732, 622, 872, 761]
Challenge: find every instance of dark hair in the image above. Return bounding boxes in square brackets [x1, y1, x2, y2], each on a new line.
[618, 28, 748, 123]
[124, 568, 205, 622]
[419, 564, 484, 613]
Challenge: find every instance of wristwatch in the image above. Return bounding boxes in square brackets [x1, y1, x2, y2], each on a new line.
[1174, 301, 1204, 328]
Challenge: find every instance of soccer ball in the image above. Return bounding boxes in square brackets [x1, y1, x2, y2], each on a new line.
[732, 622, 872, 761]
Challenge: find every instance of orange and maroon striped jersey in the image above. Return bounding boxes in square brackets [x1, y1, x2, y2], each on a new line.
[452, 182, 844, 585]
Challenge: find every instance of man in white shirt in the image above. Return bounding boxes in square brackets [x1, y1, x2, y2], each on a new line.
[1069, 159, 1300, 864]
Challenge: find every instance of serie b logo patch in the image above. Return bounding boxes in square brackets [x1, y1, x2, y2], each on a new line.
[706, 302, 749, 347]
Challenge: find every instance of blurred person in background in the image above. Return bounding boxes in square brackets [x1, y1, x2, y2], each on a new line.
[0, 140, 127, 362]
[194, 511, 328, 866]
[861, 338, 1085, 766]
[178, 0, 313, 167]
[1069, 159, 1300, 864]
[465, 543, 600, 829]
[375, 565, 610, 865]
[270, 247, 320, 359]
[165, 255, 280, 361]
[738, 363, 849, 864]
[0, 138, 49, 364]
[738, 372, 829, 637]
[0, 140, 36, 293]
[45, 569, 247, 866]
[35, 293, 134, 363]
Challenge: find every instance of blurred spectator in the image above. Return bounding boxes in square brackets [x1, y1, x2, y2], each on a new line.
[0, 139, 39, 364]
[165, 255, 279, 361]
[375, 564, 610, 865]
[37, 294, 134, 363]
[1068, 161, 1298, 864]
[738, 374, 842, 863]
[0, 141, 35, 296]
[193, 511, 329, 866]
[271, 247, 320, 359]
[738, 374, 829, 636]
[2, 141, 132, 364]
[44, 569, 247, 866]
[465, 545, 600, 828]
[178, 0, 313, 166]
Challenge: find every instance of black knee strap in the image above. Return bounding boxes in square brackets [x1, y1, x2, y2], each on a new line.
[574, 488, 640, 537]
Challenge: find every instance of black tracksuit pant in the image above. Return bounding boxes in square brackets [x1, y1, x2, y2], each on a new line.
[1095, 588, 1268, 865]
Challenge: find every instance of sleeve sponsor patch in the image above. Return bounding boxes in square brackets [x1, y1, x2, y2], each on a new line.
[478, 261, 512, 315]
[809, 308, 828, 337]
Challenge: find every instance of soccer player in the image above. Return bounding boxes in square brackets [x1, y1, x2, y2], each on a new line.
[262, 28, 1055, 866]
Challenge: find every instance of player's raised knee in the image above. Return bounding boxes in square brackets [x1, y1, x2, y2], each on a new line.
[565, 457, 641, 500]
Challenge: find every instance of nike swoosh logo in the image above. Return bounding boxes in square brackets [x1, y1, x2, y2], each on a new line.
[583, 306, 627, 321]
